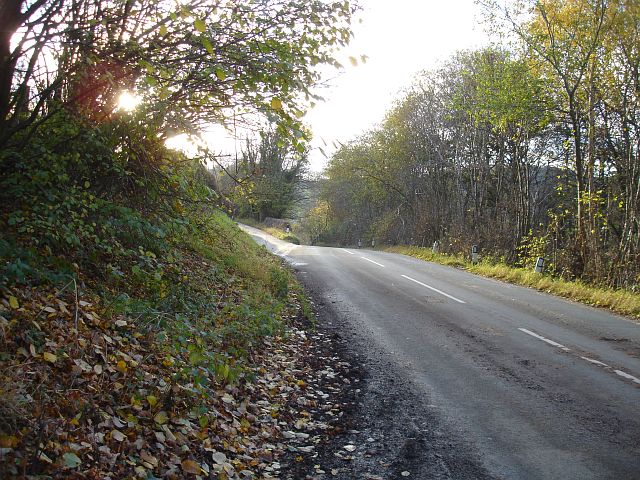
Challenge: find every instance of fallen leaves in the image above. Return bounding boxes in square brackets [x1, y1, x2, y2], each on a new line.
[0, 283, 354, 479]
[43, 351, 57, 363]
[8, 296, 19, 309]
[153, 411, 169, 425]
[181, 458, 202, 474]
[62, 452, 82, 468]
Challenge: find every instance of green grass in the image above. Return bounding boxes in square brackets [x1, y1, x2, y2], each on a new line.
[386, 246, 640, 319]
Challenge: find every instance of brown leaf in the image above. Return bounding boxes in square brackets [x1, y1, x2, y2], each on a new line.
[181, 459, 202, 474]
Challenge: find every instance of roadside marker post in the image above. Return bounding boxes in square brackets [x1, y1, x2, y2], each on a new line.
[534, 257, 545, 273]
[472, 245, 479, 264]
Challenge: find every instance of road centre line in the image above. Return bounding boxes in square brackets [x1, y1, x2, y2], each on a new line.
[614, 370, 640, 385]
[401, 274, 466, 304]
[341, 248, 355, 255]
[522, 331, 640, 386]
[361, 256, 385, 267]
[580, 356, 609, 368]
[518, 328, 571, 351]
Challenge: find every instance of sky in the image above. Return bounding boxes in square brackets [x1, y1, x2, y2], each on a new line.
[304, 0, 489, 172]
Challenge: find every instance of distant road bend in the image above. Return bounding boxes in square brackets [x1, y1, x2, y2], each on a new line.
[240, 225, 640, 480]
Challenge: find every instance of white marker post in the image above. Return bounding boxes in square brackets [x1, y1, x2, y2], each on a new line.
[534, 257, 545, 273]
[471, 245, 479, 264]
[432, 241, 439, 253]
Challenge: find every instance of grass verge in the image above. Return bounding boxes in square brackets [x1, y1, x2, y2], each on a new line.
[386, 246, 640, 319]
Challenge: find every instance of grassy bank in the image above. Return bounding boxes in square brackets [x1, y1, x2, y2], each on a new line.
[0, 207, 316, 477]
[386, 246, 640, 319]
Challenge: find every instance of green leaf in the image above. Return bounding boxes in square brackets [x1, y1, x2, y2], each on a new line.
[202, 37, 214, 55]
[63, 452, 81, 468]
[159, 25, 168, 36]
[194, 18, 206, 33]
[215, 67, 227, 81]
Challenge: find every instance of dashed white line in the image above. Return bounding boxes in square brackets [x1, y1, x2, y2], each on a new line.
[401, 275, 466, 304]
[580, 356, 609, 368]
[523, 334, 640, 386]
[518, 328, 571, 351]
[361, 256, 385, 268]
[341, 249, 355, 255]
[614, 370, 640, 385]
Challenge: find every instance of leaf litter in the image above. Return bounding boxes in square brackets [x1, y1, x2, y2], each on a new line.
[0, 278, 357, 479]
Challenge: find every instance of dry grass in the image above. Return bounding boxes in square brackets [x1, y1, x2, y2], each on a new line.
[386, 246, 640, 319]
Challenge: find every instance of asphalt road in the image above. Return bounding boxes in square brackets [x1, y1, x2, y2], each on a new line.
[240, 225, 640, 480]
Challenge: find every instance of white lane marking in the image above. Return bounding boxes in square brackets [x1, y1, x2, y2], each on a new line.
[401, 274, 466, 304]
[580, 356, 609, 368]
[518, 328, 571, 352]
[614, 370, 640, 385]
[341, 249, 355, 255]
[361, 256, 385, 268]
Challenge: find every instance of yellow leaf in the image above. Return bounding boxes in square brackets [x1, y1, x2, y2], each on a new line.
[8, 296, 19, 309]
[162, 356, 174, 367]
[159, 25, 168, 36]
[270, 98, 282, 110]
[181, 459, 202, 474]
[349, 56, 358, 66]
[147, 395, 158, 408]
[43, 352, 57, 363]
[116, 360, 127, 373]
[0, 435, 18, 448]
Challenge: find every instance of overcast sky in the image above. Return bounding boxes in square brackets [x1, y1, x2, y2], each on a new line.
[305, 0, 489, 172]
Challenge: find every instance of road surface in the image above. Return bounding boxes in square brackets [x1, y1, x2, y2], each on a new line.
[241, 225, 640, 480]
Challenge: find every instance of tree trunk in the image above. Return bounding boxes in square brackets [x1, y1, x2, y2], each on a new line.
[0, 0, 23, 131]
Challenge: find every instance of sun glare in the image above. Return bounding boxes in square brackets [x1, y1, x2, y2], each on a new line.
[166, 133, 200, 156]
[117, 91, 141, 112]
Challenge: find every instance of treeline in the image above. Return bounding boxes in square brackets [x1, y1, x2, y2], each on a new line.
[314, 0, 639, 289]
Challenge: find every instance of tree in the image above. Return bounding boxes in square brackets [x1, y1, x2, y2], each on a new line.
[225, 130, 309, 221]
[0, 0, 357, 153]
